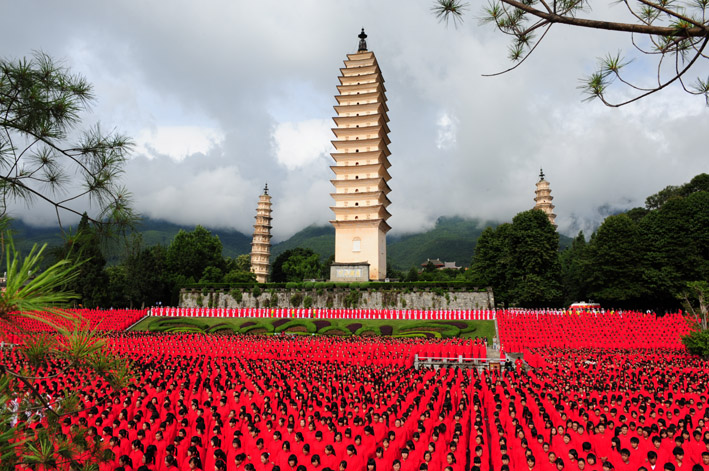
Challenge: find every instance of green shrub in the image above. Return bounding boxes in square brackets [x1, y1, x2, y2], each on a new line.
[319, 326, 351, 336]
[326, 295, 334, 308]
[230, 289, 243, 303]
[285, 282, 298, 290]
[202, 287, 209, 296]
[396, 322, 460, 338]
[303, 281, 315, 290]
[303, 296, 313, 309]
[343, 289, 361, 308]
[683, 330, 709, 357]
[270, 292, 279, 308]
[354, 325, 377, 335]
[274, 319, 317, 334]
[242, 322, 275, 333]
[290, 292, 304, 307]
[252, 286, 262, 298]
[196, 294, 203, 307]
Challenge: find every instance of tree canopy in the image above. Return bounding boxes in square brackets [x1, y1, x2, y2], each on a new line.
[271, 248, 324, 282]
[469, 209, 561, 307]
[166, 225, 224, 282]
[434, 0, 709, 106]
[560, 174, 709, 309]
[0, 52, 135, 233]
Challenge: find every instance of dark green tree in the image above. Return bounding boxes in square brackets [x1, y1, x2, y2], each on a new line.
[166, 226, 224, 281]
[681, 173, 709, 195]
[681, 280, 709, 357]
[584, 214, 649, 306]
[560, 231, 589, 304]
[224, 270, 257, 283]
[124, 244, 170, 307]
[645, 185, 683, 210]
[271, 248, 323, 282]
[469, 224, 513, 302]
[404, 266, 420, 282]
[105, 264, 129, 307]
[640, 190, 709, 308]
[645, 173, 709, 209]
[469, 211, 561, 307]
[199, 266, 224, 284]
[57, 213, 108, 307]
[507, 210, 562, 307]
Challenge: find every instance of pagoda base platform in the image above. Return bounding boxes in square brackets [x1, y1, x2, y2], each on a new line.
[330, 263, 370, 282]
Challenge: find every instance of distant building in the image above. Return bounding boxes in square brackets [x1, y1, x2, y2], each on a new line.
[421, 258, 461, 270]
[250, 184, 272, 283]
[534, 168, 557, 228]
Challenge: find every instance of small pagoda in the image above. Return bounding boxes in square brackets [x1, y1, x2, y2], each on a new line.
[534, 169, 557, 228]
[329, 29, 392, 281]
[250, 184, 273, 283]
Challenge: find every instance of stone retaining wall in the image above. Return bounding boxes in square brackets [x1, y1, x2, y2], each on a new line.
[180, 287, 494, 311]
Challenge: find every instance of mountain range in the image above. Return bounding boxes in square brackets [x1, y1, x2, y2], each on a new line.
[10, 216, 572, 270]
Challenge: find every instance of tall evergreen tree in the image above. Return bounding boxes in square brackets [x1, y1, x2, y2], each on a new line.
[166, 225, 224, 282]
[57, 213, 108, 308]
[507, 210, 562, 307]
[470, 210, 561, 307]
[560, 231, 588, 304]
[585, 214, 649, 306]
[469, 224, 512, 301]
[271, 248, 323, 282]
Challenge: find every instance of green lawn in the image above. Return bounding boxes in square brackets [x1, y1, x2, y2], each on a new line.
[132, 316, 495, 341]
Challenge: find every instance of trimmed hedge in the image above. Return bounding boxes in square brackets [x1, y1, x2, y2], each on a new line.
[241, 323, 275, 333]
[395, 321, 460, 338]
[320, 326, 351, 336]
[353, 325, 375, 336]
[273, 319, 317, 334]
[393, 332, 435, 338]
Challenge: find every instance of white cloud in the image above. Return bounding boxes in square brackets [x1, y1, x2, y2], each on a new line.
[135, 126, 224, 161]
[435, 112, 458, 150]
[272, 119, 332, 170]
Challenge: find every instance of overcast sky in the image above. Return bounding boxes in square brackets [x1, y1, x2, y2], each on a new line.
[3, 0, 707, 240]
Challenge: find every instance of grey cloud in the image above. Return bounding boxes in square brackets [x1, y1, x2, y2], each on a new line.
[3, 0, 707, 242]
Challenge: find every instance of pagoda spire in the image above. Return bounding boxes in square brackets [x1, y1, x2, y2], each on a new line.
[329, 31, 392, 281]
[358, 28, 368, 52]
[534, 168, 557, 228]
[250, 185, 273, 283]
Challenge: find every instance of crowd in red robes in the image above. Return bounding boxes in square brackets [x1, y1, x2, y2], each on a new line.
[151, 307, 497, 321]
[1, 309, 147, 344]
[3, 309, 708, 471]
[484, 348, 709, 471]
[2, 333, 477, 471]
[497, 311, 691, 353]
[107, 334, 488, 364]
